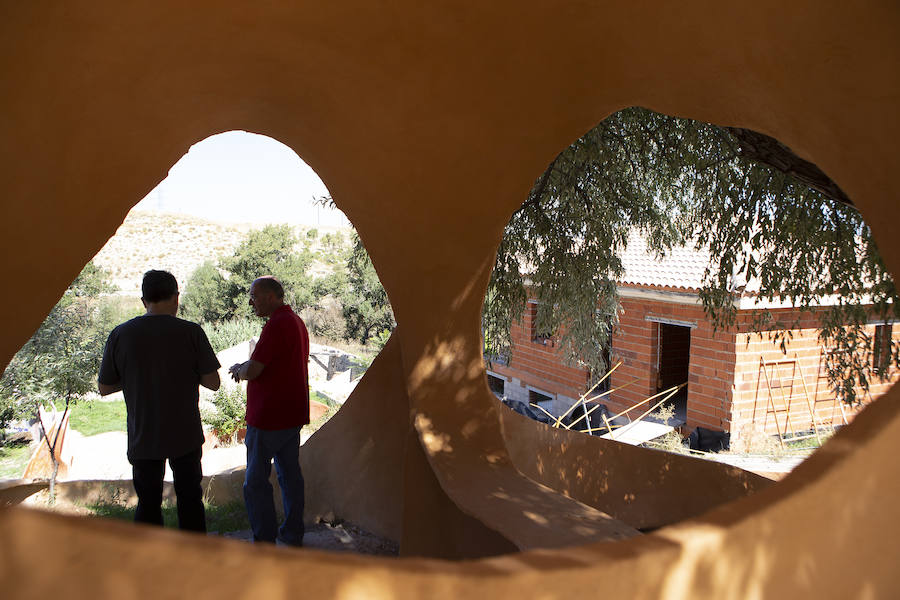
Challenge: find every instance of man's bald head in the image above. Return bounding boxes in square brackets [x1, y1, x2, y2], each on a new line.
[249, 276, 285, 318]
[252, 276, 284, 299]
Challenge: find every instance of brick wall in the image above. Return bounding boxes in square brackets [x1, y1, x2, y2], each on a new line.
[490, 300, 590, 418]
[490, 290, 900, 435]
[609, 295, 735, 431]
[730, 308, 899, 438]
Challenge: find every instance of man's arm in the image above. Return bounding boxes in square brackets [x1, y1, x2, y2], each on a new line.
[98, 382, 122, 396]
[200, 370, 221, 391]
[98, 329, 121, 396]
[228, 360, 265, 382]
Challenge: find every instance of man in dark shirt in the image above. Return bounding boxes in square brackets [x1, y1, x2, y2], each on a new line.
[98, 270, 220, 532]
[229, 276, 309, 546]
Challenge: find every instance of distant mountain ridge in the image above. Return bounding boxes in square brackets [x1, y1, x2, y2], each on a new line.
[91, 210, 349, 295]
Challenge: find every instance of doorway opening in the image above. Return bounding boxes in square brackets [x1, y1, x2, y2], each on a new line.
[656, 323, 691, 424]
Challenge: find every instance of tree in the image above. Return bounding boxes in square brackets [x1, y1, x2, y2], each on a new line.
[180, 261, 228, 323]
[341, 233, 395, 344]
[483, 106, 897, 405]
[222, 225, 315, 318]
[0, 261, 115, 499]
[181, 225, 316, 323]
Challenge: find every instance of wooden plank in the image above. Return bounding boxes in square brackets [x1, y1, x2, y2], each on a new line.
[600, 421, 674, 445]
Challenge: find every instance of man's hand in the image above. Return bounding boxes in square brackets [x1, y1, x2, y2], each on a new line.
[229, 360, 265, 382]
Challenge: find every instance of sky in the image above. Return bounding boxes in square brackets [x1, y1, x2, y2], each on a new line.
[134, 131, 350, 228]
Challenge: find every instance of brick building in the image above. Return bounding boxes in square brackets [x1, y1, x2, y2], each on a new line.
[488, 234, 898, 439]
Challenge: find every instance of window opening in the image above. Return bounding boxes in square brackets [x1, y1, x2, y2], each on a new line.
[873, 323, 893, 375]
[487, 373, 506, 397]
[528, 388, 554, 407]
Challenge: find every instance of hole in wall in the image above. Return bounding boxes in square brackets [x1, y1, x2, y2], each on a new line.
[483, 105, 897, 492]
[0, 131, 395, 545]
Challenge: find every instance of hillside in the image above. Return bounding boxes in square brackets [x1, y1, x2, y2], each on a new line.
[91, 210, 351, 295]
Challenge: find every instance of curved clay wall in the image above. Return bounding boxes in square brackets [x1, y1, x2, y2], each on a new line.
[1, 2, 899, 597]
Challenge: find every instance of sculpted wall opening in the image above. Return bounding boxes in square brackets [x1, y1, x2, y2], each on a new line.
[1, 131, 400, 550]
[485, 106, 897, 495]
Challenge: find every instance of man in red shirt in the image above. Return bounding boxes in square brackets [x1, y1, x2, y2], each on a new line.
[229, 276, 309, 546]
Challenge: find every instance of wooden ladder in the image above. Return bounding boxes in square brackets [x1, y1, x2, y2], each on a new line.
[755, 355, 823, 447]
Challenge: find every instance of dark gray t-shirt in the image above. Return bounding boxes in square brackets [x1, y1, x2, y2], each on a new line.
[98, 315, 220, 461]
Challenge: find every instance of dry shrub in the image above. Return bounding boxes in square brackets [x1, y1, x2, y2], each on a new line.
[301, 298, 346, 341]
[727, 424, 786, 457]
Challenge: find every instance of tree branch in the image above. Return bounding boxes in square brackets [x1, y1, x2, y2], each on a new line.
[726, 127, 854, 208]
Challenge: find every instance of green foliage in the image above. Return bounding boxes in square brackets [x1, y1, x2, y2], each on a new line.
[341, 233, 395, 344]
[96, 296, 144, 326]
[370, 328, 393, 353]
[179, 215, 392, 356]
[202, 386, 246, 441]
[485, 107, 683, 375]
[321, 231, 344, 251]
[87, 499, 250, 532]
[69, 261, 117, 297]
[201, 318, 261, 354]
[0, 395, 25, 436]
[313, 271, 349, 298]
[1, 262, 117, 430]
[484, 106, 897, 404]
[180, 261, 229, 323]
[222, 225, 315, 318]
[68, 400, 126, 436]
[182, 226, 316, 324]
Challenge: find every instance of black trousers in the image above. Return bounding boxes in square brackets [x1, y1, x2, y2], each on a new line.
[130, 447, 206, 532]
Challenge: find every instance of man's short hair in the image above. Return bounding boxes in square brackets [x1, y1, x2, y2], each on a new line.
[142, 270, 178, 303]
[253, 276, 285, 299]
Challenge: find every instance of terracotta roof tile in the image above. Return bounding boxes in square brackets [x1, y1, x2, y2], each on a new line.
[619, 231, 710, 291]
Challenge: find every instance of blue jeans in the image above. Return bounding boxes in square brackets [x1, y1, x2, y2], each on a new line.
[243, 425, 305, 545]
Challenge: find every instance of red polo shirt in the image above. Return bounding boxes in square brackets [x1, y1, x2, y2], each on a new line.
[246, 305, 310, 430]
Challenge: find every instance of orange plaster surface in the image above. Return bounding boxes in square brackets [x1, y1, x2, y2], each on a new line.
[1, 1, 899, 597]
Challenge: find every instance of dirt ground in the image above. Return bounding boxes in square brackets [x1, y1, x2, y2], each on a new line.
[222, 521, 399, 556]
[61, 430, 248, 481]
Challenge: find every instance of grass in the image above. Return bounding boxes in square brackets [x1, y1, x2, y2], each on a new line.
[312, 390, 339, 409]
[101, 295, 144, 320]
[202, 318, 262, 353]
[68, 400, 127, 436]
[0, 441, 32, 479]
[87, 499, 250, 532]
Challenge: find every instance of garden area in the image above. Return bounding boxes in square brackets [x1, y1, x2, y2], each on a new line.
[0, 217, 395, 485]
